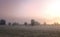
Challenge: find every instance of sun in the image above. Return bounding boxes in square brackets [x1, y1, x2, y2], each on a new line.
[44, 1, 60, 24]
[46, 2, 60, 18]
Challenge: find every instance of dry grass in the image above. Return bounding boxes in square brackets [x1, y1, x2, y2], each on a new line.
[0, 26, 60, 37]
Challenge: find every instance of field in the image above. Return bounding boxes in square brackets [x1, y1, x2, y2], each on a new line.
[0, 25, 60, 37]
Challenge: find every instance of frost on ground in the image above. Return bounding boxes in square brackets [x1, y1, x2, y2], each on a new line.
[0, 25, 60, 37]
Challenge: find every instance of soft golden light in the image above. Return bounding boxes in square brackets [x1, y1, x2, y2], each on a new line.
[46, 2, 60, 17]
[45, 1, 60, 24]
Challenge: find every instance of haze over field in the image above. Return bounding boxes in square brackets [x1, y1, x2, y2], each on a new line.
[0, 0, 60, 24]
[1, 0, 60, 37]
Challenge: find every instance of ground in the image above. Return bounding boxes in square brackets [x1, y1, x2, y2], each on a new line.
[0, 25, 60, 37]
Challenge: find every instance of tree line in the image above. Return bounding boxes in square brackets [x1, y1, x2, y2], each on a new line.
[0, 19, 59, 26]
[0, 19, 40, 26]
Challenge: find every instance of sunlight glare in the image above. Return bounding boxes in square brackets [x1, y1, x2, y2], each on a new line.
[46, 1, 60, 17]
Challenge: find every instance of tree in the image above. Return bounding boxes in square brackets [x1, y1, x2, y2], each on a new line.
[12, 22, 19, 26]
[0, 19, 6, 25]
[8, 22, 11, 26]
[44, 22, 46, 25]
[35, 22, 40, 25]
[24, 22, 27, 26]
[54, 22, 59, 26]
[31, 19, 35, 26]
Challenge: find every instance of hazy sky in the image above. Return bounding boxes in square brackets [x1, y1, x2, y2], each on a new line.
[0, 0, 60, 24]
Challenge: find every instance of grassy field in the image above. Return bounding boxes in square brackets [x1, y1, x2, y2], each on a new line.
[0, 26, 60, 37]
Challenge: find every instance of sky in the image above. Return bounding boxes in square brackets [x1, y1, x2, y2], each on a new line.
[0, 0, 60, 24]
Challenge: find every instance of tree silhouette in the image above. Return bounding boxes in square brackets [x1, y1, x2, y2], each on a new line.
[12, 22, 19, 26]
[31, 19, 35, 26]
[24, 22, 27, 26]
[8, 22, 11, 26]
[54, 22, 59, 26]
[44, 22, 46, 25]
[0, 19, 6, 25]
[35, 21, 40, 25]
